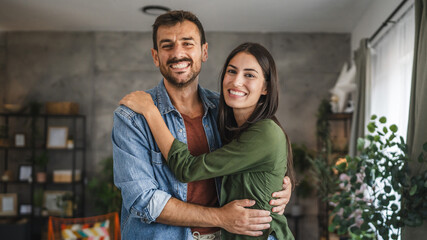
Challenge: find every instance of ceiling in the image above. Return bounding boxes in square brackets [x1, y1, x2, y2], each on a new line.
[0, 0, 372, 33]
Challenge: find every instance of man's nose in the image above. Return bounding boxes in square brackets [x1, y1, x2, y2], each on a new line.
[171, 44, 186, 58]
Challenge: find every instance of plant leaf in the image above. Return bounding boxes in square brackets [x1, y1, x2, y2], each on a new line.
[390, 124, 398, 133]
[357, 138, 365, 151]
[383, 127, 388, 134]
[328, 223, 335, 232]
[391, 204, 398, 211]
[418, 153, 424, 163]
[371, 115, 377, 120]
[410, 185, 417, 196]
[379, 116, 387, 123]
[384, 186, 391, 193]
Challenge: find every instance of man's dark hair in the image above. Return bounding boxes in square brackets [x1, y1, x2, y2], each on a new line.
[152, 10, 206, 50]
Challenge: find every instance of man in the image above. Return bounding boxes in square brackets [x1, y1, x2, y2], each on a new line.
[112, 10, 292, 239]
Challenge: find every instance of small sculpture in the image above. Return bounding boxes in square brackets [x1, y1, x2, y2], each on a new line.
[330, 62, 357, 113]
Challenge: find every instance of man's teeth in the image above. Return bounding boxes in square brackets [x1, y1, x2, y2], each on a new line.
[230, 90, 245, 96]
[172, 63, 188, 69]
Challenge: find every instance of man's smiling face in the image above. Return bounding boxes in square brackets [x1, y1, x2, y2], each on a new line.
[151, 20, 208, 88]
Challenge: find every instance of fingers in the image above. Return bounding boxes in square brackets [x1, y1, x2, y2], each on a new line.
[247, 208, 271, 218]
[221, 200, 273, 237]
[248, 216, 272, 225]
[249, 223, 270, 231]
[235, 199, 256, 207]
[240, 230, 264, 237]
[270, 196, 287, 206]
[271, 203, 286, 213]
[283, 176, 290, 185]
[119, 94, 131, 106]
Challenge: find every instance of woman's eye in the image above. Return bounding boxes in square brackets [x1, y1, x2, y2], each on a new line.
[227, 69, 237, 74]
[245, 73, 255, 78]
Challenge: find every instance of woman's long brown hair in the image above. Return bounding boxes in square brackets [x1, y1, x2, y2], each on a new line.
[217, 42, 295, 190]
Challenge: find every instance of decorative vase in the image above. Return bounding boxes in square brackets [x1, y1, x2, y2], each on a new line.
[36, 172, 47, 183]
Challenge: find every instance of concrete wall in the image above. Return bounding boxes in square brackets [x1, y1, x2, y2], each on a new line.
[0, 31, 350, 239]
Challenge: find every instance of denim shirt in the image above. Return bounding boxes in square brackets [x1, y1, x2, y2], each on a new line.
[112, 80, 222, 239]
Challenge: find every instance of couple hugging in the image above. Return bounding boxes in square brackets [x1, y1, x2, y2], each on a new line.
[113, 10, 295, 240]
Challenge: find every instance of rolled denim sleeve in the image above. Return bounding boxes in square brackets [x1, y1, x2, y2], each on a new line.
[112, 106, 171, 223]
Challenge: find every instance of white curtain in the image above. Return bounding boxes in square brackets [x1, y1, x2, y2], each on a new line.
[367, 5, 415, 240]
[368, 6, 415, 138]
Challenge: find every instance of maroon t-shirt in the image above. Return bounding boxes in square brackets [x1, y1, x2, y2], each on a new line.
[182, 114, 220, 234]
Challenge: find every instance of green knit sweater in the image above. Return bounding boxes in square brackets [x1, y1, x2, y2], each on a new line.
[167, 119, 294, 240]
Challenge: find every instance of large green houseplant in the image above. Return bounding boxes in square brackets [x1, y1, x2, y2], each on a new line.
[329, 115, 427, 239]
[87, 156, 121, 214]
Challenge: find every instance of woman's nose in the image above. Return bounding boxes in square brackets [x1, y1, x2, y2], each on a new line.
[232, 74, 244, 87]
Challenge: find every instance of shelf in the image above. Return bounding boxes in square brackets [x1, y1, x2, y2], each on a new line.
[0, 181, 32, 184]
[0, 180, 84, 185]
[0, 216, 29, 220]
[0, 146, 85, 151]
[326, 113, 352, 120]
[0, 113, 85, 118]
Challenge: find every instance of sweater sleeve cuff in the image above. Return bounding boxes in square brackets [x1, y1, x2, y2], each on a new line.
[167, 139, 186, 161]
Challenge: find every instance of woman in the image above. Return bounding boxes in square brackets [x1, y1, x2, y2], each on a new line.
[120, 42, 295, 240]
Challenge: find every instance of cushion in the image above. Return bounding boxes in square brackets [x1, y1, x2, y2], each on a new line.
[61, 220, 110, 240]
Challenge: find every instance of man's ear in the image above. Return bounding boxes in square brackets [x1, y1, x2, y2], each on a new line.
[201, 43, 208, 62]
[151, 48, 160, 67]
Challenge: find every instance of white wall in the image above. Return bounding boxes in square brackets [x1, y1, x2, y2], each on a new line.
[351, 0, 402, 51]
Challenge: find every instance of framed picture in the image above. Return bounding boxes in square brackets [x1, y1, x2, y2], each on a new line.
[0, 193, 18, 216]
[47, 126, 68, 149]
[19, 204, 32, 215]
[18, 164, 33, 181]
[43, 190, 72, 216]
[14, 133, 26, 147]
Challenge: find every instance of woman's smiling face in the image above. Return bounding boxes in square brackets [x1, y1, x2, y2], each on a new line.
[222, 52, 267, 119]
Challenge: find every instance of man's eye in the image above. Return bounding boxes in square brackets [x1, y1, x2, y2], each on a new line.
[162, 45, 173, 49]
[184, 42, 194, 46]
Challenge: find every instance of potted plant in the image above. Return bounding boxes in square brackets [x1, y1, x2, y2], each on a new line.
[329, 115, 427, 239]
[308, 99, 341, 240]
[291, 143, 315, 217]
[34, 152, 49, 183]
[33, 188, 44, 216]
[87, 156, 121, 214]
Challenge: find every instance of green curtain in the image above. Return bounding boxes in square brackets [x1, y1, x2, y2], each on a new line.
[404, 0, 427, 239]
[349, 39, 370, 157]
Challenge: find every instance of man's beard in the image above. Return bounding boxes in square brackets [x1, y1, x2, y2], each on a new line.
[160, 57, 201, 88]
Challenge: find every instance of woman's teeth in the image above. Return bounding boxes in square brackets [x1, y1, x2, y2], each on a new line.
[229, 90, 245, 96]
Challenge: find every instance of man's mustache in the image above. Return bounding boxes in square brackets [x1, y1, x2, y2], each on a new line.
[167, 57, 193, 65]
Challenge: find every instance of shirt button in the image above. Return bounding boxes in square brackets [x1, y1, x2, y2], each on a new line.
[178, 129, 182, 133]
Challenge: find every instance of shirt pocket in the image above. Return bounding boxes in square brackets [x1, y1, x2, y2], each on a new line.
[150, 150, 164, 165]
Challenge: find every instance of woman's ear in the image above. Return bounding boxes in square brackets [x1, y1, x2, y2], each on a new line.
[261, 82, 268, 95]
